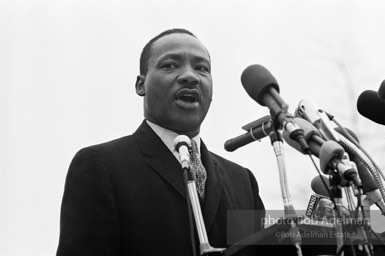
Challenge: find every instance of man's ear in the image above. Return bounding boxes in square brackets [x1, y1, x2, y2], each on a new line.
[135, 75, 146, 96]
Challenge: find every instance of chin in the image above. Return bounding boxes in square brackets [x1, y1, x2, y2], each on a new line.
[171, 118, 202, 134]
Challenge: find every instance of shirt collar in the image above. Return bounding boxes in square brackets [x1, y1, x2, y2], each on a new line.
[146, 120, 201, 160]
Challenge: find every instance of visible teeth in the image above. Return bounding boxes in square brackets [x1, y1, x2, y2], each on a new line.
[179, 94, 196, 103]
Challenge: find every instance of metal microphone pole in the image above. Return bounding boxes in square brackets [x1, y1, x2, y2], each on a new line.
[354, 188, 374, 256]
[175, 136, 224, 255]
[344, 186, 356, 213]
[185, 167, 225, 255]
[329, 182, 346, 256]
[182, 165, 198, 256]
[269, 129, 303, 256]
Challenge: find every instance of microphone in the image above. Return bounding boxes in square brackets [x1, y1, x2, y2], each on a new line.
[311, 175, 331, 197]
[174, 135, 192, 170]
[240, 64, 309, 151]
[305, 193, 334, 221]
[240, 64, 279, 106]
[319, 140, 362, 187]
[377, 80, 385, 100]
[282, 117, 325, 157]
[224, 115, 274, 152]
[295, 99, 340, 141]
[357, 90, 385, 125]
[174, 135, 226, 254]
[308, 176, 351, 219]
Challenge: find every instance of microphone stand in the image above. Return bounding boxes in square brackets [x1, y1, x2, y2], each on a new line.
[329, 170, 373, 256]
[354, 190, 374, 256]
[344, 187, 356, 213]
[329, 177, 346, 256]
[184, 165, 225, 255]
[344, 185, 373, 256]
[182, 166, 198, 256]
[269, 128, 303, 256]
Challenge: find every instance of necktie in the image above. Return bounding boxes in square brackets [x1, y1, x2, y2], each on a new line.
[190, 139, 207, 199]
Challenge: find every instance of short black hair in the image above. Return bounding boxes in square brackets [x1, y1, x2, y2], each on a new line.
[139, 28, 197, 75]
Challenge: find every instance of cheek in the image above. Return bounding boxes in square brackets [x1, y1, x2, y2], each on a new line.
[146, 74, 175, 95]
[202, 83, 213, 103]
[145, 78, 169, 100]
[146, 91, 168, 112]
[144, 85, 175, 116]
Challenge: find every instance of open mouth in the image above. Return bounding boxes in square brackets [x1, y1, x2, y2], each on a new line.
[178, 94, 198, 103]
[176, 89, 200, 104]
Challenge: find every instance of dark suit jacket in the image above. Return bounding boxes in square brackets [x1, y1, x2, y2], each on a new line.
[57, 121, 265, 256]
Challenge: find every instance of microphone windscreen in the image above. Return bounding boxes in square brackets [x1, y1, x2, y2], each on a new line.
[311, 175, 331, 197]
[378, 80, 385, 99]
[356, 162, 378, 193]
[240, 64, 279, 106]
[174, 135, 191, 150]
[357, 90, 385, 125]
[319, 140, 345, 174]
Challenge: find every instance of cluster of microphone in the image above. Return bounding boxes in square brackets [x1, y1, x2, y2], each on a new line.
[224, 64, 385, 217]
[174, 64, 385, 255]
[173, 64, 385, 256]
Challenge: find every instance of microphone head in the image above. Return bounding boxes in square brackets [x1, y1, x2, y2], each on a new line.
[357, 162, 378, 193]
[240, 64, 280, 106]
[319, 140, 345, 174]
[311, 175, 331, 197]
[357, 90, 385, 125]
[378, 80, 385, 99]
[173, 135, 191, 151]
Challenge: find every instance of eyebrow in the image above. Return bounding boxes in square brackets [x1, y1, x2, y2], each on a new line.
[158, 52, 211, 64]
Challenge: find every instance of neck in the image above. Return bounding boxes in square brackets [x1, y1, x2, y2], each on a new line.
[145, 119, 200, 138]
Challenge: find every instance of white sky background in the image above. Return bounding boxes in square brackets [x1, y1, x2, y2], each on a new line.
[2, 0, 385, 255]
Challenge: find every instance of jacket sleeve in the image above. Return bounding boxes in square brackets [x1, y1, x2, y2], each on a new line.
[56, 148, 121, 256]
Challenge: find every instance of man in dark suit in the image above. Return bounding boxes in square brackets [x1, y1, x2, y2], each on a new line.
[57, 28, 265, 256]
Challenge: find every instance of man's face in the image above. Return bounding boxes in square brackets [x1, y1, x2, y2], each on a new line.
[137, 33, 213, 136]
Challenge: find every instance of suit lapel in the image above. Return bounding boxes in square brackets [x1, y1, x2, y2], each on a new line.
[133, 122, 224, 231]
[200, 141, 224, 231]
[133, 121, 187, 200]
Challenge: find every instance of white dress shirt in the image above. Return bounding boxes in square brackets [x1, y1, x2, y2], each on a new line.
[146, 120, 201, 162]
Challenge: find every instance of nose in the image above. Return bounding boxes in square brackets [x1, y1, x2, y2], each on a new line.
[177, 67, 199, 86]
